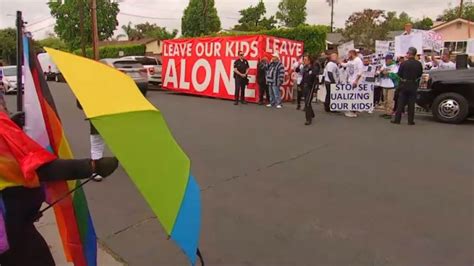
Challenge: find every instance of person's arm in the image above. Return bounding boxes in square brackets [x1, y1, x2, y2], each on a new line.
[37, 157, 118, 182]
[397, 62, 405, 79]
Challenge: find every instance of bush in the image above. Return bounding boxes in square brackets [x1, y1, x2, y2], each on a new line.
[214, 25, 328, 56]
[73, 44, 146, 58]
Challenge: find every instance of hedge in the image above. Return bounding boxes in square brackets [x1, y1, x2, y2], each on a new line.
[73, 44, 146, 58]
[215, 25, 328, 56]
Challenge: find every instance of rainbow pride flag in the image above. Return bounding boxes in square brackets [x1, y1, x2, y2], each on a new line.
[46, 47, 202, 265]
[23, 36, 96, 265]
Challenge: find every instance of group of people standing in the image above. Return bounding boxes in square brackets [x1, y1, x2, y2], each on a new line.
[323, 47, 424, 125]
[234, 45, 450, 126]
[234, 51, 286, 109]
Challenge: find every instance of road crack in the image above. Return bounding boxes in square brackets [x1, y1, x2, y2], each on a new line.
[201, 143, 330, 192]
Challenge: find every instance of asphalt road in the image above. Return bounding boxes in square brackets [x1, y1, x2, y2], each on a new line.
[5, 83, 473, 266]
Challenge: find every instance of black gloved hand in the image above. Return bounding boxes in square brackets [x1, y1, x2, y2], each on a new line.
[10, 111, 25, 128]
[94, 157, 119, 178]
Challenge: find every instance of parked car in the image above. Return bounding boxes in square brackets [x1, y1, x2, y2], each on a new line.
[100, 58, 149, 96]
[121, 56, 162, 85]
[417, 68, 474, 124]
[0, 66, 23, 94]
[37, 52, 64, 82]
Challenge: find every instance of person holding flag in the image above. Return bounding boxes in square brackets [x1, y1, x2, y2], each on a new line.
[0, 101, 119, 266]
[378, 54, 399, 119]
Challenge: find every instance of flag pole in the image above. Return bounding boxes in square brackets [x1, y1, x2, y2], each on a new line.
[16, 10, 24, 112]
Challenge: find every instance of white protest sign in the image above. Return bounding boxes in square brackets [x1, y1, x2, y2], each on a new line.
[338, 41, 354, 59]
[395, 34, 423, 57]
[467, 39, 474, 55]
[375, 40, 391, 56]
[330, 83, 374, 112]
[421, 30, 444, 52]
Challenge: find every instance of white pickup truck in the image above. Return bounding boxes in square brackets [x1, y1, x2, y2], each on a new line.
[37, 52, 64, 82]
[121, 56, 161, 85]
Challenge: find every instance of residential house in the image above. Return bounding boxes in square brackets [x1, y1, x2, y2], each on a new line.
[431, 18, 473, 54]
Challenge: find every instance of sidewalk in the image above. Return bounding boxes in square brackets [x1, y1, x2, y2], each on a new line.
[36, 206, 125, 266]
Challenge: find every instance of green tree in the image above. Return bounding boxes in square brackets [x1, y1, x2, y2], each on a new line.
[181, 0, 221, 37]
[276, 0, 307, 27]
[342, 9, 388, 49]
[0, 28, 16, 64]
[121, 22, 142, 40]
[233, 0, 277, 31]
[48, 0, 119, 50]
[438, 2, 474, 22]
[385, 11, 412, 31]
[121, 22, 178, 41]
[135, 22, 178, 40]
[37, 36, 68, 51]
[413, 17, 433, 30]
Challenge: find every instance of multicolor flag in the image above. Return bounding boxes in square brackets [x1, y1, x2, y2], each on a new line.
[23, 36, 97, 266]
[46, 47, 202, 265]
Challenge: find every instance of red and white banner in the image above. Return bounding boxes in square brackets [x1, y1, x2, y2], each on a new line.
[162, 35, 304, 102]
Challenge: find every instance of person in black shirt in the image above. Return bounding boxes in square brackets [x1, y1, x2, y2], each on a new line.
[391, 47, 423, 125]
[301, 56, 320, 125]
[233, 51, 250, 105]
[256, 57, 270, 105]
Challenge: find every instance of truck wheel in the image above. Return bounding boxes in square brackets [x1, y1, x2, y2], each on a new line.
[432, 92, 469, 124]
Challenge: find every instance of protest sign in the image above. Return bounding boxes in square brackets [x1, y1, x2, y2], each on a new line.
[330, 83, 374, 112]
[375, 40, 391, 56]
[162, 35, 304, 102]
[421, 30, 444, 52]
[467, 39, 474, 55]
[395, 34, 423, 57]
[338, 41, 354, 59]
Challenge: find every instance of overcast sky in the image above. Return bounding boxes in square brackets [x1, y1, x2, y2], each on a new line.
[0, 0, 458, 39]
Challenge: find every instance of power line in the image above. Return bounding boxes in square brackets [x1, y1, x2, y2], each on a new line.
[26, 16, 53, 27]
[119, 12, 178, 20]
[29, 23, 55, 33]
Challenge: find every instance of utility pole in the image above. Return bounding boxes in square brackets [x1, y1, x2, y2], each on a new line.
[330, 0, 334, 33]
[79, 0, 86, 56]
[459, 0, 464, 18]
[16, 11, 24, 112]
[327, 0, 335, 33]
[91, 0, 99, 60]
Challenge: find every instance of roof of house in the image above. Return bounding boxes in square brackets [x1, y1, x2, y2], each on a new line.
[326, 33, 343, 45]
[431, 18, 474, 31]
[99, 38, 159, 47]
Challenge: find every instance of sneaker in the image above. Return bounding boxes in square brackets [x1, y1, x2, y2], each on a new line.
[93, 175, 103, 182]
[276, 105, 282, 109]
[266, 104, 273, 107]
[344, 111, 357, 118]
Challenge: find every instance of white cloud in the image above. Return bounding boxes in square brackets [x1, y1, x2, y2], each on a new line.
[0, 0, 454, 39]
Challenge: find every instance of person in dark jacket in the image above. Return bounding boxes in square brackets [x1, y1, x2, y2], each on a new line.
[233, 51, 250, 105]
[266, 53, 285, 109]
[391, 47, 423, 125]
[0, 107, 119, 266]
[257, 57, 270, 105]
[301, 56, 321, 125]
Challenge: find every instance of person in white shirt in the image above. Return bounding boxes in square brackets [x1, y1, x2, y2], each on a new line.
[293, 57, 305, 110]
[323, 53, 340, 112]
[341, 50, 364, 117]
[378, 54, 399, 118]
[433, 52, 456, 70]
